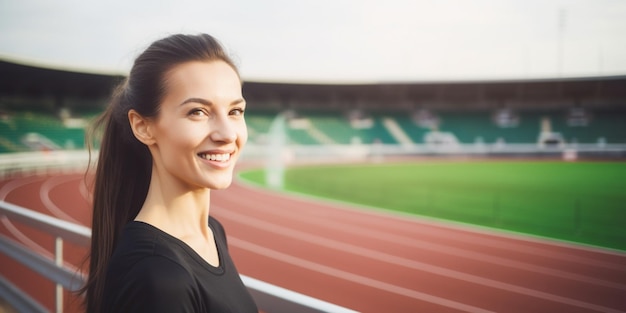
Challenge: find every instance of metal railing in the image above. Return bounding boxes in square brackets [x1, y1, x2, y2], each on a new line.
[0, 274, 48, 313]
[0, 151, 91, 179]
[2, 142, 625, 180]
[0, 200, 358, 313]
[0, 200, 88, 313]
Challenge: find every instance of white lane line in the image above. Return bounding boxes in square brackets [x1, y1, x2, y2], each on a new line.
[40, 176, 81, 224]
[78, 176, 91, 203]
[1, 215, 51, 257]
[236, 176, 626, 260]
[0, 176, 81, 271]
[223, 186, 626, 270]
[1, 176, 51, 255]
[218, 195, 625, 290]
[0, 176, 45, 201]
[215, 208, 625, 313]
[229, 236, 496, 313]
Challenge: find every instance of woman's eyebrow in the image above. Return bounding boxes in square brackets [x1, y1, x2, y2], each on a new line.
[231, 98, 246, 106]
[180, 98, 245, 106]
[180, 97, 212, 106]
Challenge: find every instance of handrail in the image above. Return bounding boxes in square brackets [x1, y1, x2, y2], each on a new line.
[0, 275, 48, 313]
[0, 201, 90, 246]
[0, 235, 83, 291]
[243, 275, 359, 313]
[2, 143, 626, 180]
[0, 200, 359, 313]
[0, 151, 91, 179]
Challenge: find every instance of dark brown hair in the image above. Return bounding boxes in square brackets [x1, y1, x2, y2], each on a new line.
[81, 33, 238, 313]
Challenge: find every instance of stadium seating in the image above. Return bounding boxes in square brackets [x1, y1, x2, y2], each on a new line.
[0, 112, 89, 153]
[0, 108, 624, 154]
[552, 109, 626, 144]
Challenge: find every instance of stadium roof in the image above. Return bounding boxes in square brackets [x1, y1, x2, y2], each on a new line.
[1, 58, 625, 111]
[0, 59, 124, 99]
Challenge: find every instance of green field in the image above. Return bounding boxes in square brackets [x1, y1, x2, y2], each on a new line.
[239, 161, 626, 251]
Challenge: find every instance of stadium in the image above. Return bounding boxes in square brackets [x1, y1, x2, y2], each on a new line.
[1, 50, 625, 313]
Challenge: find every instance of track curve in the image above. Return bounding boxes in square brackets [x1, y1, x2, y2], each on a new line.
[1, 169, 625, 312]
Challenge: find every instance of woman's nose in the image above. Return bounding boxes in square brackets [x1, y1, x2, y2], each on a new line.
[209, 116, 237, 143]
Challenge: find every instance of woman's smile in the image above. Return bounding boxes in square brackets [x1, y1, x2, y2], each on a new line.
[197, 152, 231, 162]
[197, 150, 234, 169]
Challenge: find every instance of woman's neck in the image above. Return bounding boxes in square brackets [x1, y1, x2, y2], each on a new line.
[134, 167, 212, 239]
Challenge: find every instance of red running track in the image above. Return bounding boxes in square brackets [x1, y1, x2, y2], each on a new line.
[1, 170, 626, 313]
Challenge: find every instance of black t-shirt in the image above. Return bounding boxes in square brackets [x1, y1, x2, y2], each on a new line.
[102, 217, 258, 312]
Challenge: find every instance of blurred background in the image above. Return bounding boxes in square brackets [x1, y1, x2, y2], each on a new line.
[1, 1, 625, 312]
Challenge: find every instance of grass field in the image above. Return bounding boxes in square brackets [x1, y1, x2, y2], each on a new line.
[239, 161, 626, 251]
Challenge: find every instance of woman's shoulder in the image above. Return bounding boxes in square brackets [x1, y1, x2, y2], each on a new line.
[124, 253, 193, 286]
[103, 253, 198, 312]
[208, 216, 226, 239]
[109, 222, 191, 273]
[105, 222, 196, 301]
[112, 221, 173, 256]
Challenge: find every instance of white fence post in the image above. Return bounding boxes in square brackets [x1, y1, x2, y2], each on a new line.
[55, 237, 63, 313]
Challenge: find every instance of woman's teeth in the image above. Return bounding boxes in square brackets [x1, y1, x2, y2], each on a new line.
[198, 153, 230, 161]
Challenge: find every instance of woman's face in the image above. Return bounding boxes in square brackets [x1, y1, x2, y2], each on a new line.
[148, 60, 247, 191]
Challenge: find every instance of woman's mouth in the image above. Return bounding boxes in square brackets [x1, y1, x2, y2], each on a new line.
[197, 153, 231, 162]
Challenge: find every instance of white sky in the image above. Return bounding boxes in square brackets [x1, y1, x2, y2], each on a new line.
[1, 0, 625, 83]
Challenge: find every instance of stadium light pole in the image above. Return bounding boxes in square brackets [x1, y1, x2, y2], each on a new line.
[557, 8, 568, 77]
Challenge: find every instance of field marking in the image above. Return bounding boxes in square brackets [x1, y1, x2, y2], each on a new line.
[0, 176, 52, 257]
[226, 182, 626, 268]
[229, 236, 497, 313]
[215, 207, 625, 313]
[1, 215, 52, 258]
[234, 179, 626, 267]
[0, 176, 45, 200]
[218, 191, 626, 290]
[0, 176, 81, 271]
[40, 176, 81, 224]
[78, 176, 91, 204]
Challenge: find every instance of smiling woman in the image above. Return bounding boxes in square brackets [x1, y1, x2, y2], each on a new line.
[80, 34, 257, 313]
[129, 61, 247, 191]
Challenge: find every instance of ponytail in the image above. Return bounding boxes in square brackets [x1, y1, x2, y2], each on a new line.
[81, 81, 152, 313]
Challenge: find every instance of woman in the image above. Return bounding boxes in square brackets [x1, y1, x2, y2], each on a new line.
[82, 33, 258, 312]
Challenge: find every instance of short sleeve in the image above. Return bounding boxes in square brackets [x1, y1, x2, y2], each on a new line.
[103, 256, 200, 313]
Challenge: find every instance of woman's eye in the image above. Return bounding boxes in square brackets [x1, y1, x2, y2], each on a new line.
[230, 108, 245, 116]
[189, 109, 207, 117]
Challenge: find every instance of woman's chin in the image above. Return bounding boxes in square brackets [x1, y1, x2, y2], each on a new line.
[206, 178, 233, 190]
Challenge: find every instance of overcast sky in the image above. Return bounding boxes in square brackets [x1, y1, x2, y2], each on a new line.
[1, 0, 625, 83]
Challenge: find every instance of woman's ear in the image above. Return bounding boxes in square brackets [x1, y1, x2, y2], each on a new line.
[128, 110, 156, 145]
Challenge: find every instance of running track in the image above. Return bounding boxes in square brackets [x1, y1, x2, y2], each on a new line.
[1, 168, 625, 312]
